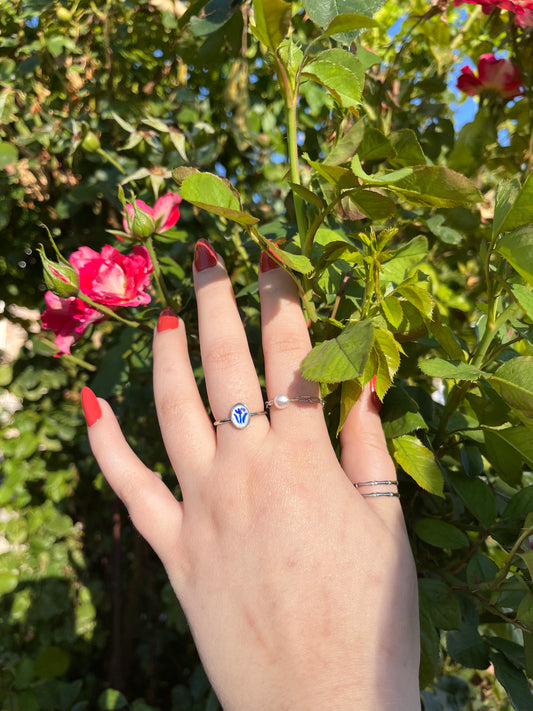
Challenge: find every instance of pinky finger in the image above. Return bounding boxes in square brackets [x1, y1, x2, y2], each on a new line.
[82, 388, 183, 569]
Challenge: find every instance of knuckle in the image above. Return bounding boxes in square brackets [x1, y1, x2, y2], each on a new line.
[268, 330, 308, 357]
[203, 336, 244, 371]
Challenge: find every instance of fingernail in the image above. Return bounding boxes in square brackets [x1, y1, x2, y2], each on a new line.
[259, 250, 280, 272]
[157, 307, 179, 332]
[194, 239, 217, 272]
[369, 375, 382, 413]
[81, 386, 102, 426]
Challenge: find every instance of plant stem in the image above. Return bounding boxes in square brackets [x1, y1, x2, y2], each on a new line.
[77, 293, 152, 333]
[145, 236, 173, 308]
[274, 53, 307, 250]
[97, 147, 126, 175]
[483, 525, 533, 592]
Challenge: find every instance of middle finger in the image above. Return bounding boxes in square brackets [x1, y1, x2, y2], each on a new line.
[193, 239, 268, 438]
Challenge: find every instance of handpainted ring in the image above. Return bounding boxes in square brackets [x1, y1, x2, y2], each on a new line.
[265, 395, 325, 409]
[213, 403, 267, 430]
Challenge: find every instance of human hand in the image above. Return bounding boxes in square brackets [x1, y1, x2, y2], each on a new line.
[82, 239, 421, 711]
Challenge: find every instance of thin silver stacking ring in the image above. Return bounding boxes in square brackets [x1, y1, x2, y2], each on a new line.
[213, 403, 267, 429]
[354, 480, 400, 498]
[265, 395, 325, 409]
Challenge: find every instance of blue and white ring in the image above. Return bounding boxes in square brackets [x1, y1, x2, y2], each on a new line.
[213, 403, 267, 429]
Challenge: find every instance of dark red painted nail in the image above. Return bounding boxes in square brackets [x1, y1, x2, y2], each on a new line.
[369, 375, 382, 413]
[194, 239, 217, 271]
[157, 307, 179, 332]
[259, 250, 280, 272]
[81, 386, 102, 427]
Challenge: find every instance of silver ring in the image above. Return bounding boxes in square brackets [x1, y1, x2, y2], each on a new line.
[213, 402, 267, 429]
[265, 395, 325, 409]
[354, 480, 399, 498]
[353, 480, 398, 488]
[360, 492, 400, 498]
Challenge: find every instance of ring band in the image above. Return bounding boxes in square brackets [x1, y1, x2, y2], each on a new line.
[354, 480, 399, 498]
[213, 403, 267, 429]
[265, 395, 325, 409]
[360, 492, 400, 498]
[353, 480, 398, 488]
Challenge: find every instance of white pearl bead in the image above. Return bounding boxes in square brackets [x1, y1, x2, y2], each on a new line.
[274, 394, 290, 409]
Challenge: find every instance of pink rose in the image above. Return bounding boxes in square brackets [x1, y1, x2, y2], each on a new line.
[454, 0, 533, 24]
[456, 53, 524, 99]
[69, 245, 153, 307]
[123, 192, 181, 237]
[41, 291, 104, 355]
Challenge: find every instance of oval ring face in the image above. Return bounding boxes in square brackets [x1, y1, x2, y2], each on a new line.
[230, 403, 251, 429]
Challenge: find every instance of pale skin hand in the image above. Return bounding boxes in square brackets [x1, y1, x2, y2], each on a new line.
[84, 245, 421, 711]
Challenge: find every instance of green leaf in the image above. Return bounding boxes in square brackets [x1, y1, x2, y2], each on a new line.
[419, 358, 483, 381]
[289, 182, 324, 209]
[321, 12, 379, 39]
[389, 129, 427, 167]
[392, 435, 444, 496]
[302, 48, 364, 112]
[381, 387, 428, 439]
[251, 0, 291, 50]
[98, 689, 128, 710]
[179, 172, 259, 226]
[352, 155, 413, 185]
[511, 284, 533, 320]
[418, 579, 461, 630]
[357, 126, 395, 161]
[306, 156, 359, 188]
[492, 653, 533, 711]
[0, 571, 19, 594]
[493, 174, 533, 238]
[35, 646, 70, 679]
[380, 235, 428, 284]
[447, 615, 490, 669]
[484, 427, 533, 486]
[414, 518, 469, 549]
[324, 119, 366, 165]
[347, 188, 396, 220]
[490, 357, 533, 416]
[301, 319, 374, 383]
[447, 471, 497, 529]
[419, 605, 441, 689]
[303, 0, 385, 34]
[466, 553, 498, 588]
[338, 378, 363, 434]
[496, 225, 533, 285]
[190, 0, 242, 37]
[502, 485, 533, 522]
[0, 140, 18, 168]
[389, 166, 482, 208]
[398, 284, 434, 319]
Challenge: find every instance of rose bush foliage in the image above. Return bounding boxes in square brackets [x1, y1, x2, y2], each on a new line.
[1, 1, 533, 710]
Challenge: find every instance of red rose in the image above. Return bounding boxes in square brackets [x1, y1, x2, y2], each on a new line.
[69, 245, 153, 307]
[456, 53, 524, 99]
[41, 292, 104, 355]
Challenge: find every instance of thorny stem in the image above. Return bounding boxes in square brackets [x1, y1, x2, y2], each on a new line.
[145, 236, 173, 308]
[77, 293, 152, 333]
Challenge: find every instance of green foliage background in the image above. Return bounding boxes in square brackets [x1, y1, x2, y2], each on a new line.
[1, 0, 532, 709]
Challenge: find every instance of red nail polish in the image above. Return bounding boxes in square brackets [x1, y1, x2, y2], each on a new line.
[369, 375, 382, 413]
[81, 386, 102, 426]
[194, 239, 217, 272]
[259, 250, 280, 272]
[157, 307, 179, 332]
